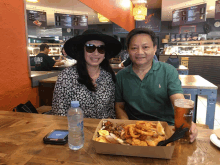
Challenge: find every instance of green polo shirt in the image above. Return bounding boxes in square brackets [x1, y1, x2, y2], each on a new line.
[115, 60, 183, 125]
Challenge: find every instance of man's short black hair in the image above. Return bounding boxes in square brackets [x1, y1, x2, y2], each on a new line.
[40, 43, 49, 51]
[126, 28, 157, 48]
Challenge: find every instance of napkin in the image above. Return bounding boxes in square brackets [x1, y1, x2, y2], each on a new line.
[213, 129, 220, 139]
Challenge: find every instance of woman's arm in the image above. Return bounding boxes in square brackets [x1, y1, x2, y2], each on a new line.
[115, 102, 128, 119]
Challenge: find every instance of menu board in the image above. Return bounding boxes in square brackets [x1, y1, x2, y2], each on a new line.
[55, 13, 72, 27]
[215, 1, 220, 20]
[113, 23, 128, 34]
[179, 25, 196, 33]
[26, 10, 47, 27]
[73, 15, 88, 29]
[172, 3, 206, 26]
[136, 9, 161, 32]
[55, 13, 88, 29]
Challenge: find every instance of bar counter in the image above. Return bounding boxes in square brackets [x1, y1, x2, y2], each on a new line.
[31, 71, 60, 87]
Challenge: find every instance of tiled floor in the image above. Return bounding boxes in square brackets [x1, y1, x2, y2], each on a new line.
[196, 86, 220, 130]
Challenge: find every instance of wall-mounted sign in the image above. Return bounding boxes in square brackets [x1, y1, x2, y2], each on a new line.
[215, 1, 220, 20]
[55, 13, 88, 29]
[26, 10, 47, 27]
[113, 23, 128, 34]
[135, 9, 161, 32]
[172, 3, 207, 26]
[55, 13, 72, 28]
[179, 25, 196, 33]
[73, 15, 88, 29]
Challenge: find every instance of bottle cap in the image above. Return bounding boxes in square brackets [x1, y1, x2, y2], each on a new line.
[71, 101, 80, 108]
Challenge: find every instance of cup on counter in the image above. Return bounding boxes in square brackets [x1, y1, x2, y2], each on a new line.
[174, 99, 194, 143]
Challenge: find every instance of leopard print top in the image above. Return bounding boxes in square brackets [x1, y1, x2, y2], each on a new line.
[52, 65, 116, 119]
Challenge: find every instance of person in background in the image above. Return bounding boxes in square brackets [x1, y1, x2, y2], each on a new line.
[59, 47, 73, 60]
[115, 28, 198, 143]
[35, 43, 65, 71]
[118, 49, 129, 62]
[52, 29, 122, 118]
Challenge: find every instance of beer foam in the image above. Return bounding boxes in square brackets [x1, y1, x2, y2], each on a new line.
[175, 99, 194, 108]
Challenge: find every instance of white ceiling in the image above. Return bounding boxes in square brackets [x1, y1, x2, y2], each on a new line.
[25, 0, 217, 26]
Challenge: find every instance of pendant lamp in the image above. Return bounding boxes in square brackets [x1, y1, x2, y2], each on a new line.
[133, 4, 147, 21]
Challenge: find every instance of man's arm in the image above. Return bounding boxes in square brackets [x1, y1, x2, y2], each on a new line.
[115, 102, 129, 119]
[169, 93, 185, 105]
[54, 61, 65, 66]
[169, 93, 198, 143]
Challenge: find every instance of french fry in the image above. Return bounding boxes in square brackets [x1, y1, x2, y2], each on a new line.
[96, 121, 166, 146]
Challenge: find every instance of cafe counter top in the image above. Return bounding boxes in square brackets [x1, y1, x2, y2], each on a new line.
[31, 71, 60, 87]
[0, 111, 219, 165]
[159, 55, 220, 85]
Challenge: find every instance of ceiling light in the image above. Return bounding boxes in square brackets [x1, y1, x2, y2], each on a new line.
[26, 0, 39, 3]
[209, 6, 214, 10]
[133, 4, 147, 21]
[120, 0, 131, 8]
[97, 13, 110, 22]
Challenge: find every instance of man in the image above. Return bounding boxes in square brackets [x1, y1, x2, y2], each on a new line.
[115, 28, 198, 143]
[119, 55, 158, 67]
[35, 44, 64, 71]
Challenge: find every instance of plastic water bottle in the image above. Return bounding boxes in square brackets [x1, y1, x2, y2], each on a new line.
[67, 101, 84, 150]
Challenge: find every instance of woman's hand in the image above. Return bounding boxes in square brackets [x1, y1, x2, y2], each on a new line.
[189, 122, 198, 143]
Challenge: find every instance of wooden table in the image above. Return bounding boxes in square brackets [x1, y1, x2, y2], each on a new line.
[179, 75, 218, 129]
[39, 75, 218, 129]
[0, 111, 219, 164]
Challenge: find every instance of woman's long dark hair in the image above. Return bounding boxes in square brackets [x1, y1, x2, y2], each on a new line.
[74, 44, 116, 92]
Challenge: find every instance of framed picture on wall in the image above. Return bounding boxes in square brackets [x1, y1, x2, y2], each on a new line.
[179, 25, 196, 33]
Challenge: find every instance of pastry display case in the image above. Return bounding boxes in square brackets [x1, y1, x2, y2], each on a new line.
[164, 40, 220, 56]
[28, 43, 62, 56]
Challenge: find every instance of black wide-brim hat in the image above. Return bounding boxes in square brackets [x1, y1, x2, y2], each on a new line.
[64, 29, 122, 60]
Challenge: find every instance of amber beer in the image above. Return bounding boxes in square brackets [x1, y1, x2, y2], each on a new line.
[174, 99, 194, 142]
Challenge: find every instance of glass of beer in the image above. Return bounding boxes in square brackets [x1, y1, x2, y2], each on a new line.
[174, 99, 194, 143]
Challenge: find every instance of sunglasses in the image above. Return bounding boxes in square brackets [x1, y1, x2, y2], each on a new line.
[85, 44, 105, 54]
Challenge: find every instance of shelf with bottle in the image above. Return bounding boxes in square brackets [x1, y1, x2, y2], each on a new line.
[164, 40, 220, 56]
[28, 43, 62, 56]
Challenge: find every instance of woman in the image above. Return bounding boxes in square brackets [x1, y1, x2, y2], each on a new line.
[52, 29, 122, 119]
[115, 28, 198, 143]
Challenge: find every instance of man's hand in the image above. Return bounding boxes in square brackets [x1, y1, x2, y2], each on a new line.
[189, 122, 198, 143]
[118, 62, 124, 68]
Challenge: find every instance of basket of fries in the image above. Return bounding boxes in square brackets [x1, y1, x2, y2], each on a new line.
[92, 119, 175, 159]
